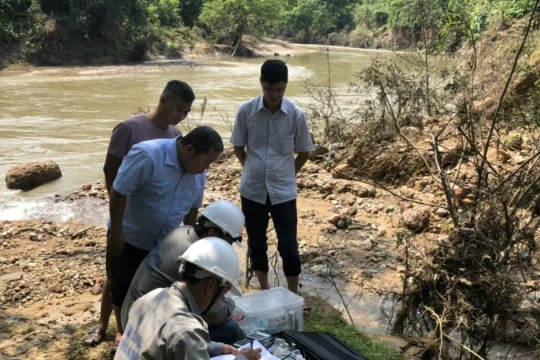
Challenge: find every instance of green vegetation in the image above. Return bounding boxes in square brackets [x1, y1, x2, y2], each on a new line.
[0, 0, 193, 65]
[0, 317, 14, 339]
[65, 322, 115, 360]
[199, 0, 284, 49]
[283, 0, 357, 43]
[303, 295, 404, 360]
[0, 0, 536, 64]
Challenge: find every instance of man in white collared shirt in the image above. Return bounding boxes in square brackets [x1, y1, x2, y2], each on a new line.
[231, 60, 315, 293]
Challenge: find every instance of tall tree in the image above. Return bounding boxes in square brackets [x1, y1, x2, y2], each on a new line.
[179, 0, 204, 27]
[199, 0, 285, 49]
[286, 0, 357, 43]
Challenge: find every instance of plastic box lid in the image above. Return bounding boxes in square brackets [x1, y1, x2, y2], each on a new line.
[233, 287, 304, 314]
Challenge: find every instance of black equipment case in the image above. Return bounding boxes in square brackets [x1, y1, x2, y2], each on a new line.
[275, 331, 370, 360]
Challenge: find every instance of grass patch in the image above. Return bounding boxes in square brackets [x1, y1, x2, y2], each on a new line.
[65, 321, 116, 360]
[303, 294, 404, 360]
[20, 322, 35, 335]
[65, 324, 98, 360]
[0, 319, 14, 339]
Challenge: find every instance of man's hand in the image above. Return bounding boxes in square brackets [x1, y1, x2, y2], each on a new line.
[294, 152, 309, 175]
[233, 146, 246, 167]
[107, 229, 125, 256]
[237, 348, 262, 360]
[221, 344, 238, 355]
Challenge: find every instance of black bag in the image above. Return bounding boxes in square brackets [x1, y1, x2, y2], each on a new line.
[275, 331, 370, 360]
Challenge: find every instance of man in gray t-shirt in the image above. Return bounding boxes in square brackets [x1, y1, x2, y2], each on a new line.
[107, 113, 182, 160]
[121, 200, 246, 346]
[83, 80, 195, 353]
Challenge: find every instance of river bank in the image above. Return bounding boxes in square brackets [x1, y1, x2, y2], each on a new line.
[1, 17, 539, 357]
[0, 147, 404, 359]
[1, 37, 316, 70]
[0, 146, 537, 359]
[0, 45, 392, 208]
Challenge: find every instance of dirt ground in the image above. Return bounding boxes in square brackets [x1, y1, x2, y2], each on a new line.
[0, 147, 412, 359]
[2, 143, 538, 359]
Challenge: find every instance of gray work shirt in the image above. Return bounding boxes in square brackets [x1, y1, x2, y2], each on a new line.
[115, 283, 247, 360]
[230, 96, 315, 205]
[121, 226, 236, 330]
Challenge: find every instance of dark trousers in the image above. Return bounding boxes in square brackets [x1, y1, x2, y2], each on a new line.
[241, 195, 301, 277]
[208, 319, 244, 345]
[106, 240, 150, 307]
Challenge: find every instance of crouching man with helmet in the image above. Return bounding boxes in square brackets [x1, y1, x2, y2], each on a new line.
[121, 200, 247, 348]
[115, 237, 262, 360]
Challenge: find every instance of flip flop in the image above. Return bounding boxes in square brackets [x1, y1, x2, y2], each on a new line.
[82, 327, 106, 346]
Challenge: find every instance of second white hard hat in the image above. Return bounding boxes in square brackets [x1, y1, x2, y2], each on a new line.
[200, 200, 245, 241]
[180, 237, 242, 296]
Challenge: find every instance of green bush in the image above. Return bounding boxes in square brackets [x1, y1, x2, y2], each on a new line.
[286, 0, 358, 43]
[147, 0, 181, 27]
[349, 25, 376, 48]
[199, 0, 285, 45]
[327, 31, 350, 46]
[0, 0, 32, 45]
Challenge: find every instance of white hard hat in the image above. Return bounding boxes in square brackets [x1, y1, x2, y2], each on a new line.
[201, 200, 245, 241]
[180, 237, 242, 296]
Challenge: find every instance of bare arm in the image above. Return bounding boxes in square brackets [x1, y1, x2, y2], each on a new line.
[108, 188, 128, 256]
[110, 188, 127, 230]
[184, 207, 198, 226]
[295, 152, 310, 174]
[103, 152, 123, 194]
[293, 110, 315, 176]
[233, 146, 246, 167]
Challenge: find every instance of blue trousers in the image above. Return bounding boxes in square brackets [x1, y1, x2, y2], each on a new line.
[208, 319, 244, 345]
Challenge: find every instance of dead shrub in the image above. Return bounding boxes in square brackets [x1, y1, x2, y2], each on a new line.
[394, 200, 539, 358]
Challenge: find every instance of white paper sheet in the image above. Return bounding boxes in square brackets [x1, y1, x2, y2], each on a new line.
[209, 339, 280, 360]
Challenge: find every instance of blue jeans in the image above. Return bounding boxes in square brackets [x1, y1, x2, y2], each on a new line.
[208, 319, 244, 345]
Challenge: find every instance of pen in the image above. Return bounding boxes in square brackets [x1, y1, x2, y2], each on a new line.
[250, 339, 253, 350]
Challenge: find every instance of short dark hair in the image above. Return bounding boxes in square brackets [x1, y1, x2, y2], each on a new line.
[181, 126, 223, 155]
[162, 80, 196, 103]
[261, 60, 288, 84]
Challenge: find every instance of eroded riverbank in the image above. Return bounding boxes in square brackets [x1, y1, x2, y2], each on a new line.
[1, 147, 537, 359]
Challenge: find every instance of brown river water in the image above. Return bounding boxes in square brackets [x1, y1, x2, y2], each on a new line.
[0, 45, 390, 213]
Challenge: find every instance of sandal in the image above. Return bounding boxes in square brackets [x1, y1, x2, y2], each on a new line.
[82, 327, 106, 346]
[303, 306, 312, 316]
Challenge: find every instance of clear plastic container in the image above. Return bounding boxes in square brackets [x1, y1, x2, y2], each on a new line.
[231, 287, 304, 334]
